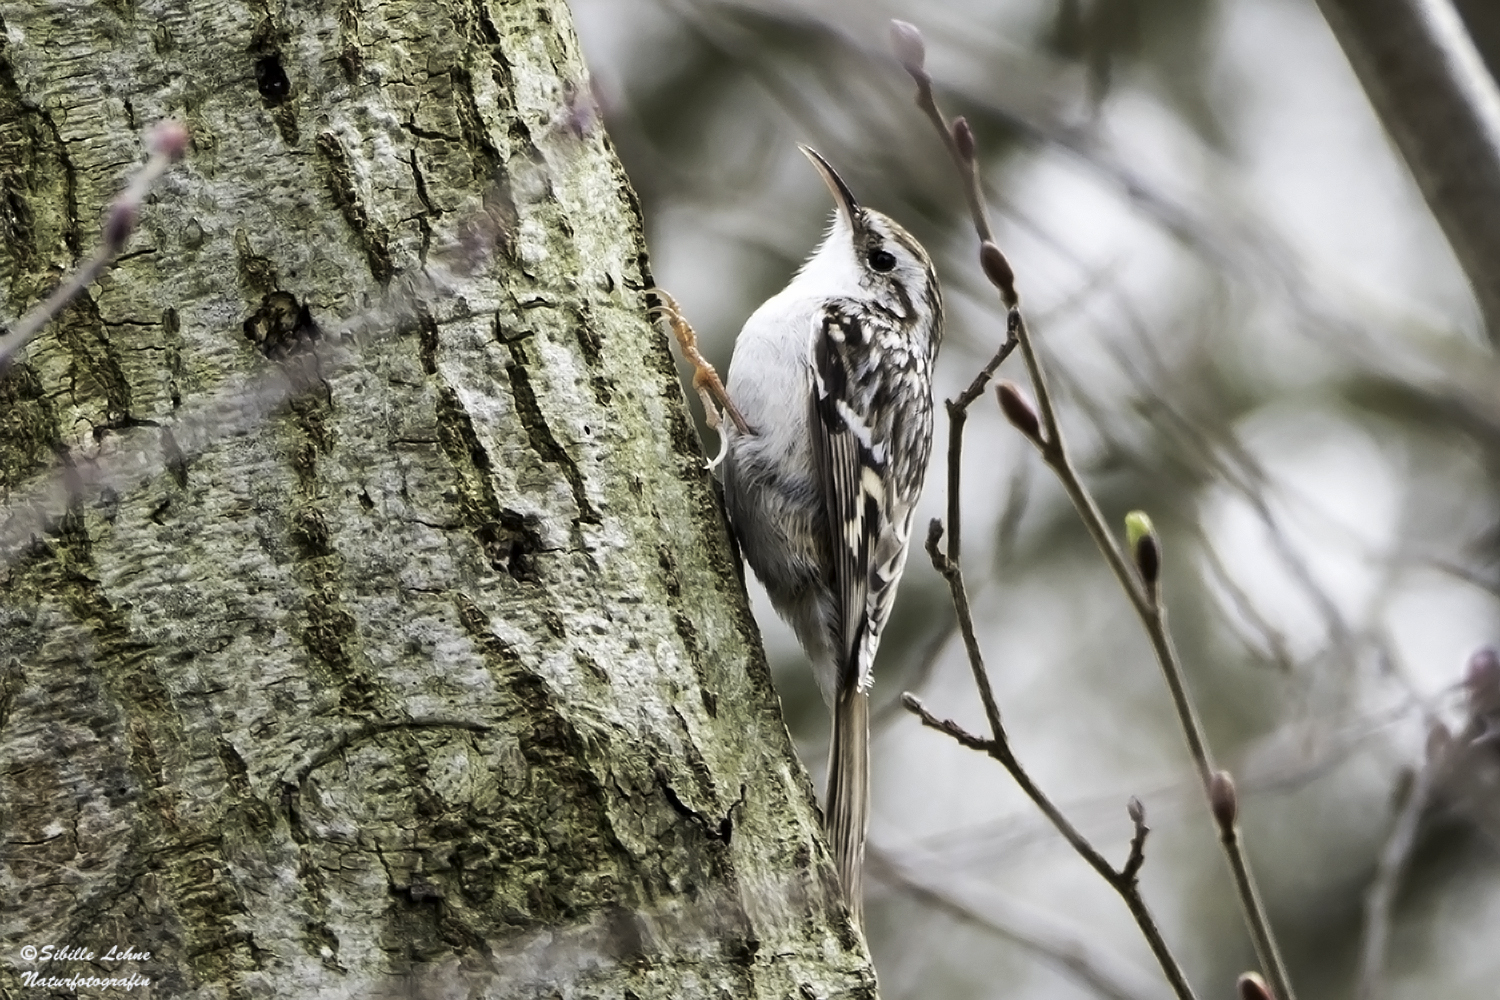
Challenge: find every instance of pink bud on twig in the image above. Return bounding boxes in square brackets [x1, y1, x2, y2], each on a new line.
[951, 116, 976, 163]
[979, 240, 1018, 308]
[1465, 646, 1500, 714]
[889, 20, 927, 79]
[147, 119, 189, 161]
[1210, 770, 1238, 831]
[103, 200, 137, 253]
[996, 380, 1041, 444]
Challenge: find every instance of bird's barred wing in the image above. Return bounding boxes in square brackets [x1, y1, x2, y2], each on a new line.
[809, 302, 928, 694]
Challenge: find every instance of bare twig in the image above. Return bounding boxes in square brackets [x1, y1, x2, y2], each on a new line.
[941, 328, 1021, 568]
[1354, 745, 1442, 1000]
[893, 20, 1297, 1000]
[1357, 647, 1500, 1000]
[906, 685, 1434, 876]
[903, 690, 1193, 999]
[1010, 296, 1298, 1000]
[1122, 797, 1149, 883]
[891, 20, 1195, 997]
[869, 845, 1163, 1000]
[902, 693, 992, 753]
[0, 121, 189, 370]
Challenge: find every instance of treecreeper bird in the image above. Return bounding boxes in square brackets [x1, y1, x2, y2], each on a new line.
[721, 147, 942, 926]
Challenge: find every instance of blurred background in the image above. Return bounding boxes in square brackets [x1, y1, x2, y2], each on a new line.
[571, 1, 1500, 997]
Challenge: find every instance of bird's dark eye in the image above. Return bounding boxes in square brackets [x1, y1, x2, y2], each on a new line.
[868, 248, 897, 272]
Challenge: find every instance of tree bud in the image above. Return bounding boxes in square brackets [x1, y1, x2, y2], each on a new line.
[1124, 511, 1159, 587]
[978, 240, 1017, 307]
[996, 380, 1041, 443]
[926, 517, 945, 553]
[1465, 645, 1500, 714]
[103, 200, 137, 252]
[889, 20, 927, 78]
[1209, 769, 1238, 831]
[1237, 971, 1273, 1000]
[147, 119, 189, 162]
[952, 116, 976, 162]
[1127, 796, 1145, 825]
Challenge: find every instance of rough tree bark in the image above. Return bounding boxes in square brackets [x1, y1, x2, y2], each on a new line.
[0, 1, 873, 997]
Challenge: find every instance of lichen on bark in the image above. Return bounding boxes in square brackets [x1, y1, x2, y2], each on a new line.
[0, 1, 873, 996]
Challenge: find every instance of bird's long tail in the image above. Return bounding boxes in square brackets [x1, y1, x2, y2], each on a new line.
[826, 687, 870, 927]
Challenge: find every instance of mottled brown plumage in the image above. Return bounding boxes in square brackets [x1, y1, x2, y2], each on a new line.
[722, 147, 942, 927]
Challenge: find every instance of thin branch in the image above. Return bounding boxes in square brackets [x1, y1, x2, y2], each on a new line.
[902, 694, 993, 753]
[869, 846, 1163, 1000]
[1355, 734, 1448, 999]
[893, 21, 1195, 997]
[930, 328, 1020, 744]
[1314, 0, 1500, 340]
[1122, 798, 1149, 883]
[939, 330, 1021, 566]
[901, 693, 1127, 884]
[1208, 769, 1291, 1000]
[1006, 236, 1299, 1000]
[1003, 158, 1302, 1000]
[903, 691, 1193, 1000]
[906, 688, 1432, 874]
[893, 21, 1294, 1000]
[0, 121, 188, 370]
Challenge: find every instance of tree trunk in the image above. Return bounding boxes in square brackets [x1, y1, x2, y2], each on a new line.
[0, 2, 873, 996]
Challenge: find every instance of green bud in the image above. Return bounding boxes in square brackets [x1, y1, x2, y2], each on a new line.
[1125, 511, 1159, 587]
[1125, 511, 1154, 550]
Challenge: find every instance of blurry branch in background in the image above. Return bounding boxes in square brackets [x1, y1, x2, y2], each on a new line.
[1355, 726, 1446, 1000]
[890, 21, 1198, 1000]
[890, 20, 1299, 1000]
[658, 0, 1500, 468]
[0, 121, 189, 371]
[1313, 0, 1500, 341]
[868, 846, 1162, 1000]
[869, 607, 957, 731]
[649, 0, 1497, 687]
[898, 693, 1192, 999]
[905, 677, 1450, 880]
[1358, 648, 1500, 1000]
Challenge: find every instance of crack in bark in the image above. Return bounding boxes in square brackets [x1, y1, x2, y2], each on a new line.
[658, 775, 739, 844]
[504, 338, 599, 523]
[434, 382, 555, 577]
[315, 131, 392, 283]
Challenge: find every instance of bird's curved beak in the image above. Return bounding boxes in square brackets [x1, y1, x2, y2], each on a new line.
[798, 145, 861, 230]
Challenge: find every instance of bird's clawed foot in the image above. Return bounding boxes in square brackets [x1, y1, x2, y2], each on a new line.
[648, 287, 753, 470]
